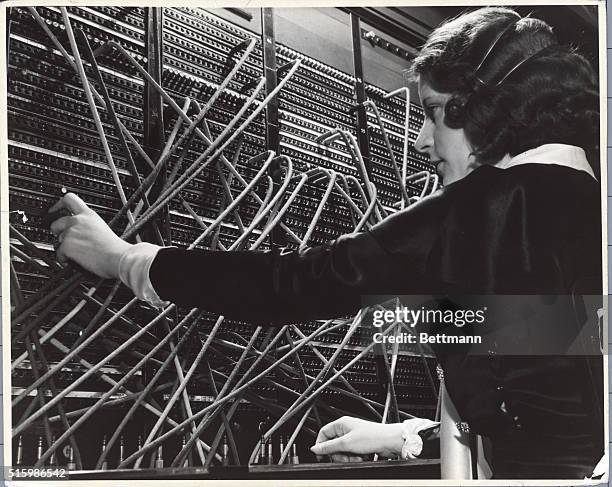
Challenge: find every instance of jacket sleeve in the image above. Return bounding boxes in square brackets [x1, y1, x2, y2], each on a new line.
[148, 181, 453, 324]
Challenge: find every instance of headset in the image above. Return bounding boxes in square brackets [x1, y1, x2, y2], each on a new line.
[442, 16, 558, 129]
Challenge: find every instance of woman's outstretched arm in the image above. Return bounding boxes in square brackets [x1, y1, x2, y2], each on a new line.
[49, 187, 449, 324]
[50, 165, 560, 324]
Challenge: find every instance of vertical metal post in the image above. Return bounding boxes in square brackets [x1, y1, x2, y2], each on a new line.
[350, 13, 372, 178]
[143, 7, 169, 243]
[261, 8, 285, 246]
[142, 8, 167, 446]
[351, 14, 382, 407]
[144, 7, 164, 165]
[261, 7, 280, 156]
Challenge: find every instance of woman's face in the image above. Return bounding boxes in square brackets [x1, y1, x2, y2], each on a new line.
[415, 79, 479, 185]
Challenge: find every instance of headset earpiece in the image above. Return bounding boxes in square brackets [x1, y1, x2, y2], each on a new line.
[444, 97, 467, 129]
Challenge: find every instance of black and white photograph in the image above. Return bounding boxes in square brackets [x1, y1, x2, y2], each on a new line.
[2, 2, 607, 483]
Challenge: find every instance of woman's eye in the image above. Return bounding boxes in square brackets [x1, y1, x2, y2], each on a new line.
[424, 105, 440, 121]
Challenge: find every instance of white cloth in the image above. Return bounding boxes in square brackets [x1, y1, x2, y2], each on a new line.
[118, 242, 167, 308]
[400, 418, 440, 459]
[496, 143, 596, 180]
[120, 144, 596, 306]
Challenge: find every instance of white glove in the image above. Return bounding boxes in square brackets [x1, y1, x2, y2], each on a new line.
[49, 193, 132, 278]
[310, 416, 405, 462]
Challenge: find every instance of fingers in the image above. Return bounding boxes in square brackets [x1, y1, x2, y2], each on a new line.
[51, 215, 75, 264]
[315, 420, 339, 445]
[310, 435, 347, 456]
[313, 417, 357, 461]
[49, 193, 90, 215]
[50, 216, 73, 237]
[63, 193, 91, 214]
[330, 454, 351, 463]
[315, 416, 353, 445]
[56, 240, 69, 264]
[42, 207, 71, 228]
[329, 454, 363, 463]
[48, 198, 66, 214]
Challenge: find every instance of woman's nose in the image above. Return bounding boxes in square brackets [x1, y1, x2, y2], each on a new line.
[414, 120, 433, 154]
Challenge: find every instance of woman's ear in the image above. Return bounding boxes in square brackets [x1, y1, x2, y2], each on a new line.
[466, 148, 481, 169]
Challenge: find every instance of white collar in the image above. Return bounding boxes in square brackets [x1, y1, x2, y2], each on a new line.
[495, 144, 596, 180]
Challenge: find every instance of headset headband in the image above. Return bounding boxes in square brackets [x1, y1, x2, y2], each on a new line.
[473, 16, 557, 89]
[473, 17, 521, 86]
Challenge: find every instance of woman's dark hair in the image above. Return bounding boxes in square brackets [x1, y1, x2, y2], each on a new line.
[409, 7, 599, 166]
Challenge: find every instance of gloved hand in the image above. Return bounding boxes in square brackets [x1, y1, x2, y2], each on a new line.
[49, 193, 132, 278]
[310, 416, 404, 462]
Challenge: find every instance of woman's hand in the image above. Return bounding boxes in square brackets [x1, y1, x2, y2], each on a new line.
[310, 416, 404, 462]
[49, 193, 132, 278]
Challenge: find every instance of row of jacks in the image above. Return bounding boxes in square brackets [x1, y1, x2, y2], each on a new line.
[257, 435, 300, 465]
[16, 434, 140, 470]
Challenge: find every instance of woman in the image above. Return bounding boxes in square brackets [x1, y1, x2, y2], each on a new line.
[49, 7, 603, 479]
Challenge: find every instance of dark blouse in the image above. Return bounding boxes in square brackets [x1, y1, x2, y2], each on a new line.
[150, 164, 604, 478]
